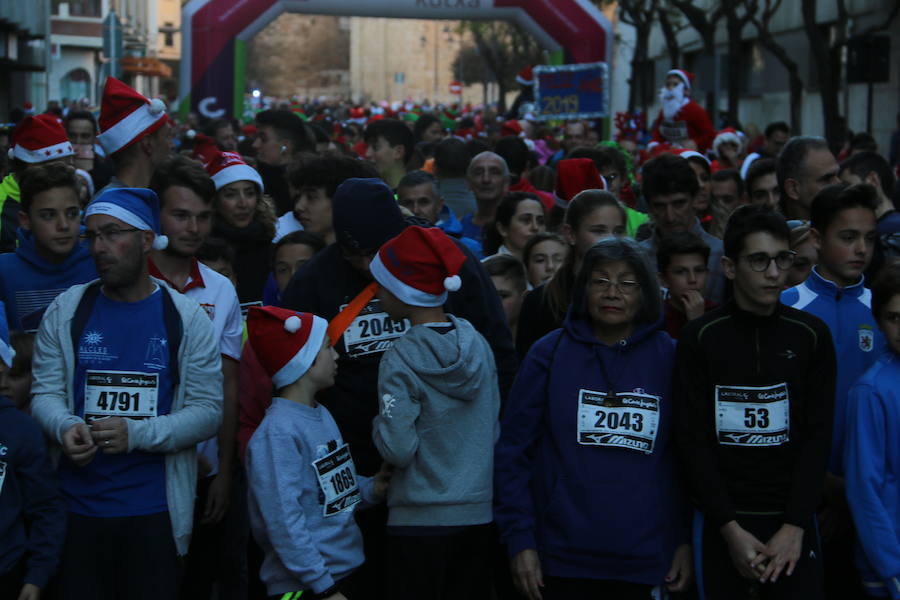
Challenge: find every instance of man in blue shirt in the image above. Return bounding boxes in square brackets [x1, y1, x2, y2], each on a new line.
[30, 187, 222, 600]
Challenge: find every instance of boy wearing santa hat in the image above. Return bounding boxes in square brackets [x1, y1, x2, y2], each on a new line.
[370, 226, 501, 599]
[244, 306, 390, 600]
[650, 69, 716, 153]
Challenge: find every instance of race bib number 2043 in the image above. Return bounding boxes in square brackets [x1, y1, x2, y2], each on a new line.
[577, 389, 661, 454]
[716, 383, 790, 447]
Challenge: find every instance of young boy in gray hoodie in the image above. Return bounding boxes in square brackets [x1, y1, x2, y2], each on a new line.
[370, 226, 501, 599]
[244, 306, 389, 600]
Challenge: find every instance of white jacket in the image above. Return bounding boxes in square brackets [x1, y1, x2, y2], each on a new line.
[30, 278, 223, 555]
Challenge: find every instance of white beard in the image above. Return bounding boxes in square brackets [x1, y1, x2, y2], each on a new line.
[660, 83, 687, 121]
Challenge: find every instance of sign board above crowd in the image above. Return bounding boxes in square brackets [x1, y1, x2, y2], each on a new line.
[533, 62, 609, 121]
[180, 0, 613, 119]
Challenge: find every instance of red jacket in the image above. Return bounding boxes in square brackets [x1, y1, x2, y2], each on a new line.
[651, 100, 716, 153]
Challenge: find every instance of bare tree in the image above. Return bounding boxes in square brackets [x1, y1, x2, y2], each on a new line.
[802, 0, 899, 150]
[750, 0, 803, 133]
[669, 0, 724, 114]
[656, 3, 686, 67]
[721, 0, 759, 125]
[618, 0, 660, 113]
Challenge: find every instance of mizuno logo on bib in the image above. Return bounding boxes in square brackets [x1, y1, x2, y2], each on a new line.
[577, 389, 660, 454]
[715, 383, 790, 447]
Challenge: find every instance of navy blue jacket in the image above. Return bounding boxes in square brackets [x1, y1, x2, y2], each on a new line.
[0, 396, 66, 588]
[494, 314, 686, 584]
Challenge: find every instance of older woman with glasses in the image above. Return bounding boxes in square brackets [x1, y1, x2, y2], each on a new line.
[494, 237, 691, 600]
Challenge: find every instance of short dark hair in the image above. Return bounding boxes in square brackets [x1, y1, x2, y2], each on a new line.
[150, 154, 216, 206]
[711, 168, 744, 197]
[641, 153, 699, 200]
[413, 114, 442, 143]
[745, 158, 777, 193]
[364, 119, 415, 164]
[810, 183, 878, 234]
[656, 231, 710, 272]
[723, 204, 790, 259]
[568, 146, 627, 178]
[765, 121, 790, 139]
[776, 136, 829, 195]
[523, 232, 567, 269]
[872, 264, 900, 322]
[205, 118, 233, 137]
[255, 109, 315, 155]
[849, 132, 877, 153]
[397, 170, 438, 196]
[483, 253, 527, 292]
[273, 230, 326, 267]
[63, 110, 97, 132]
[494, 136, 531, 176]
[287, 155, 378, 199]
[840, 151, 895, 198]
[433, 138, 472, 178]
[308, 123, 330, 146]
[18, 162, 79, 213]
[197, 236, 235, 266]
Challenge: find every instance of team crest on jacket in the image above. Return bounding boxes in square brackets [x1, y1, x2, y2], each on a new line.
[200, 303, 215, 320]
[858, 326, 874, 352]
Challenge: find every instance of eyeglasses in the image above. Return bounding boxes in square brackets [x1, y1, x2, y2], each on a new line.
[590, 277, 641, 295]
[740, 251, 797, 272]
[79, 227, 141, 244]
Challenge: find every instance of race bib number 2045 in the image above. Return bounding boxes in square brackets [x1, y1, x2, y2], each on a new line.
[716, 383, 790, 447]
[577, 389, 660, 454]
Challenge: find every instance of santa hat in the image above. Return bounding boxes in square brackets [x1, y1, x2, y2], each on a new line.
[516, 65, 535, 86]
[0, 301, 14, 369]
[191, 133, 264, 193]
[713, 127, 744, 153]
[96, 77, 168, 155]
[9, 114, 74, 163]
[667, 68, 694, 90]
[247, 307, 328, 389]
[674, 148, 711, 167]
[85, 187, 168, 250]
[500, 119, 524, 138]
[554, 158, 607, 208]
[370, 226, 467, 308]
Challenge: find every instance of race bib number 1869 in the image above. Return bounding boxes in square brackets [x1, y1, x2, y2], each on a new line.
[577, 389, 661, 454]
[313, 444, 361, 517]
[716, 383, 790, 447]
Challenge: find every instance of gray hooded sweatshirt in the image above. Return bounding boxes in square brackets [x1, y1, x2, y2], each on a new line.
[373, 314, 500, 527]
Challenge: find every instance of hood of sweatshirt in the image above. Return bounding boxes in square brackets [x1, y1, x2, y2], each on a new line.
[15, 227, 93, 275]
[390, 314, 485, 401]
[562, 307, 664, 353]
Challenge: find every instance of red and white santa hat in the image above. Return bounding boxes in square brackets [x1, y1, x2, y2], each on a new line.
[713, 127, 744, 153]
[9, 114, 74, 163]
[667, 68, 694, 90]
[554, 158, 608, 208]
[191, 133, 264, 192]
[247, 306, 328, 389]
[96, 77, 168, 155]
[516, 65, 535, 86]
[370, 226, 467, 308]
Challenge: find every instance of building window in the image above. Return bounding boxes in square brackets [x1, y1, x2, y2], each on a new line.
[61, 68, 91, 102]
[52, 0, 102, 17]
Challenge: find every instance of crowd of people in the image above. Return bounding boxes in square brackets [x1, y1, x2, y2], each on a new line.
[1, 64, 900, 600]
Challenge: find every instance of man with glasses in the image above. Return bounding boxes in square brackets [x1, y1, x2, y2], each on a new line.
[782, 183, 882, 600]
[676, 204, 835, 599]
[30, 187, 222, 600]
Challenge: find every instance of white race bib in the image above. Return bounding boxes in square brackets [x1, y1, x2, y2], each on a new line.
[312, 444, 361, 517]
[84, 370, 158, 421]
[341, 300, 409, 358]
[716, 383, 790, 447]
[577, 389, 660, 454]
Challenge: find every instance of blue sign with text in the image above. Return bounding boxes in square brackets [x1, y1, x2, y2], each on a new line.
[534, 62, 610, 121]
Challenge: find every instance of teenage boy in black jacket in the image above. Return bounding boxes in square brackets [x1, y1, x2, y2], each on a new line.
[675, 205, 835, 599]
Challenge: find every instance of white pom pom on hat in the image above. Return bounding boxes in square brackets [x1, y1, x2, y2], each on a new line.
[444, 275, 461, 292]
[284, 315, 302, 333]
[152, 234, 169, 250]
[148, 98, 166, 116]
[186, 129, 196, 139]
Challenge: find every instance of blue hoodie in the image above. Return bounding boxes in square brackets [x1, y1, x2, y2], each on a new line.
[436, 205, 481, 256]
[782, 267, 883, 475]
[494, 314, 687, 585]
[0, 228, 97, 331]
[0, 396, 67, 588]
[845, 351, 900, 599]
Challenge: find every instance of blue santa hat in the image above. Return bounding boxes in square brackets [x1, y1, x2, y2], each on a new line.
[0, 301, 14, 370]
[85, 187, 168, 250]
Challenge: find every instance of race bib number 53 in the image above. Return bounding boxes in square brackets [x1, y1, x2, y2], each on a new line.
[716, 383, 790, 446]
[577, 389, 660, 454]
[84, 370, 158, 421]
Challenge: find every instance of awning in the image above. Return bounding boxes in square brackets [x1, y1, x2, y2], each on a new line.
[120, 57, 172, 78]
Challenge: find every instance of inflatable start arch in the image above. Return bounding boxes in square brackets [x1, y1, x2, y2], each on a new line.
[180, 0, 613, 118]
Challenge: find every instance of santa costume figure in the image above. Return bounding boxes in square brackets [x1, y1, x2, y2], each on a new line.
[650, 69, 715, 153]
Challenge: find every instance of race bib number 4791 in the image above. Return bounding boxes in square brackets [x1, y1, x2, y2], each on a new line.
[716, 383, 790, 447]
[577, 389, 660, 454]
[84, 370, 158, 421]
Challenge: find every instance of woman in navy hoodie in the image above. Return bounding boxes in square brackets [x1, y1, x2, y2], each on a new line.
[494, 237, 691, 599]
